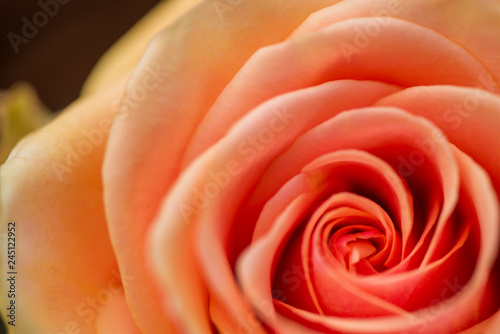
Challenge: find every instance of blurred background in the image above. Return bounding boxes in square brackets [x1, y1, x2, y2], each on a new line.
[0, 0, 162, 332]
[1, 0, 161, 111]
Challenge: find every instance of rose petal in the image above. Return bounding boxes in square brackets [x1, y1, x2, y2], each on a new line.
[95, 294, 142, 334]
[375, 85, 500, 192]
[293, 0, 500, 83]
[0, 79, 141, 333]
[184, 16, 494, 162]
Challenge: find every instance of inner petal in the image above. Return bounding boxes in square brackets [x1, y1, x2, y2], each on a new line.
[332, 229, 382, 270]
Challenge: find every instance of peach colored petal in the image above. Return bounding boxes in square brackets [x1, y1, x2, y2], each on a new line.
[301, 150, 409, 265]
[0, 79, 141, 333]
[228, 80, 400, 267]
[252, 172, 316, 242]
[237, 192, 319, 326]
[188, 103, 491, 332]
[95, 294, 141, 334]
[149, 142, 264, 333]
[243, 80, 401, 236]
[184, 16, 494, 162]
[293, 0, 500, 83]
[247, 96, 495, 318]
[308, 146, 494, 317]
[375, 86, 500, 191]
[249, 105, 458, 248]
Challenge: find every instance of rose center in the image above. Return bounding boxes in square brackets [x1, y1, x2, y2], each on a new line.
[327, 224, 386, 274]
[334, 236, 377, 270]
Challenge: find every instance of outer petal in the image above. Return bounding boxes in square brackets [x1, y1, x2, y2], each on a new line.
[293, 0, 500, 82]
[0, 79, 141, 333]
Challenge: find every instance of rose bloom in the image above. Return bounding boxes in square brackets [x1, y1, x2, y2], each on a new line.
[2, 0, 500, 333]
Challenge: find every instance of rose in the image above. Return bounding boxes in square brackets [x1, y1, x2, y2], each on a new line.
[2, 1, 500, 334]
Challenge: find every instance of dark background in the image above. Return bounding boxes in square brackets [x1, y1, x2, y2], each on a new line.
[1, 0, 162, 111]
[0, 0, 161, 332]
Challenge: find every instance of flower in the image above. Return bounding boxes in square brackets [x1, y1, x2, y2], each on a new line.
[2, 0, 500, 333]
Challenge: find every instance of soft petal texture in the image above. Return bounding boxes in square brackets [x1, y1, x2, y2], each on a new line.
[184, 16, 496, 162]
[485, 311, 500, 333]
[375, 86, 500, 191]
[0, 78, 141, 333]
[293, 0, 500, 82]
[95, 294, 141, 334]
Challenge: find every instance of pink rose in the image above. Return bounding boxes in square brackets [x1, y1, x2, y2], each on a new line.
[2, 0, 500, 333]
